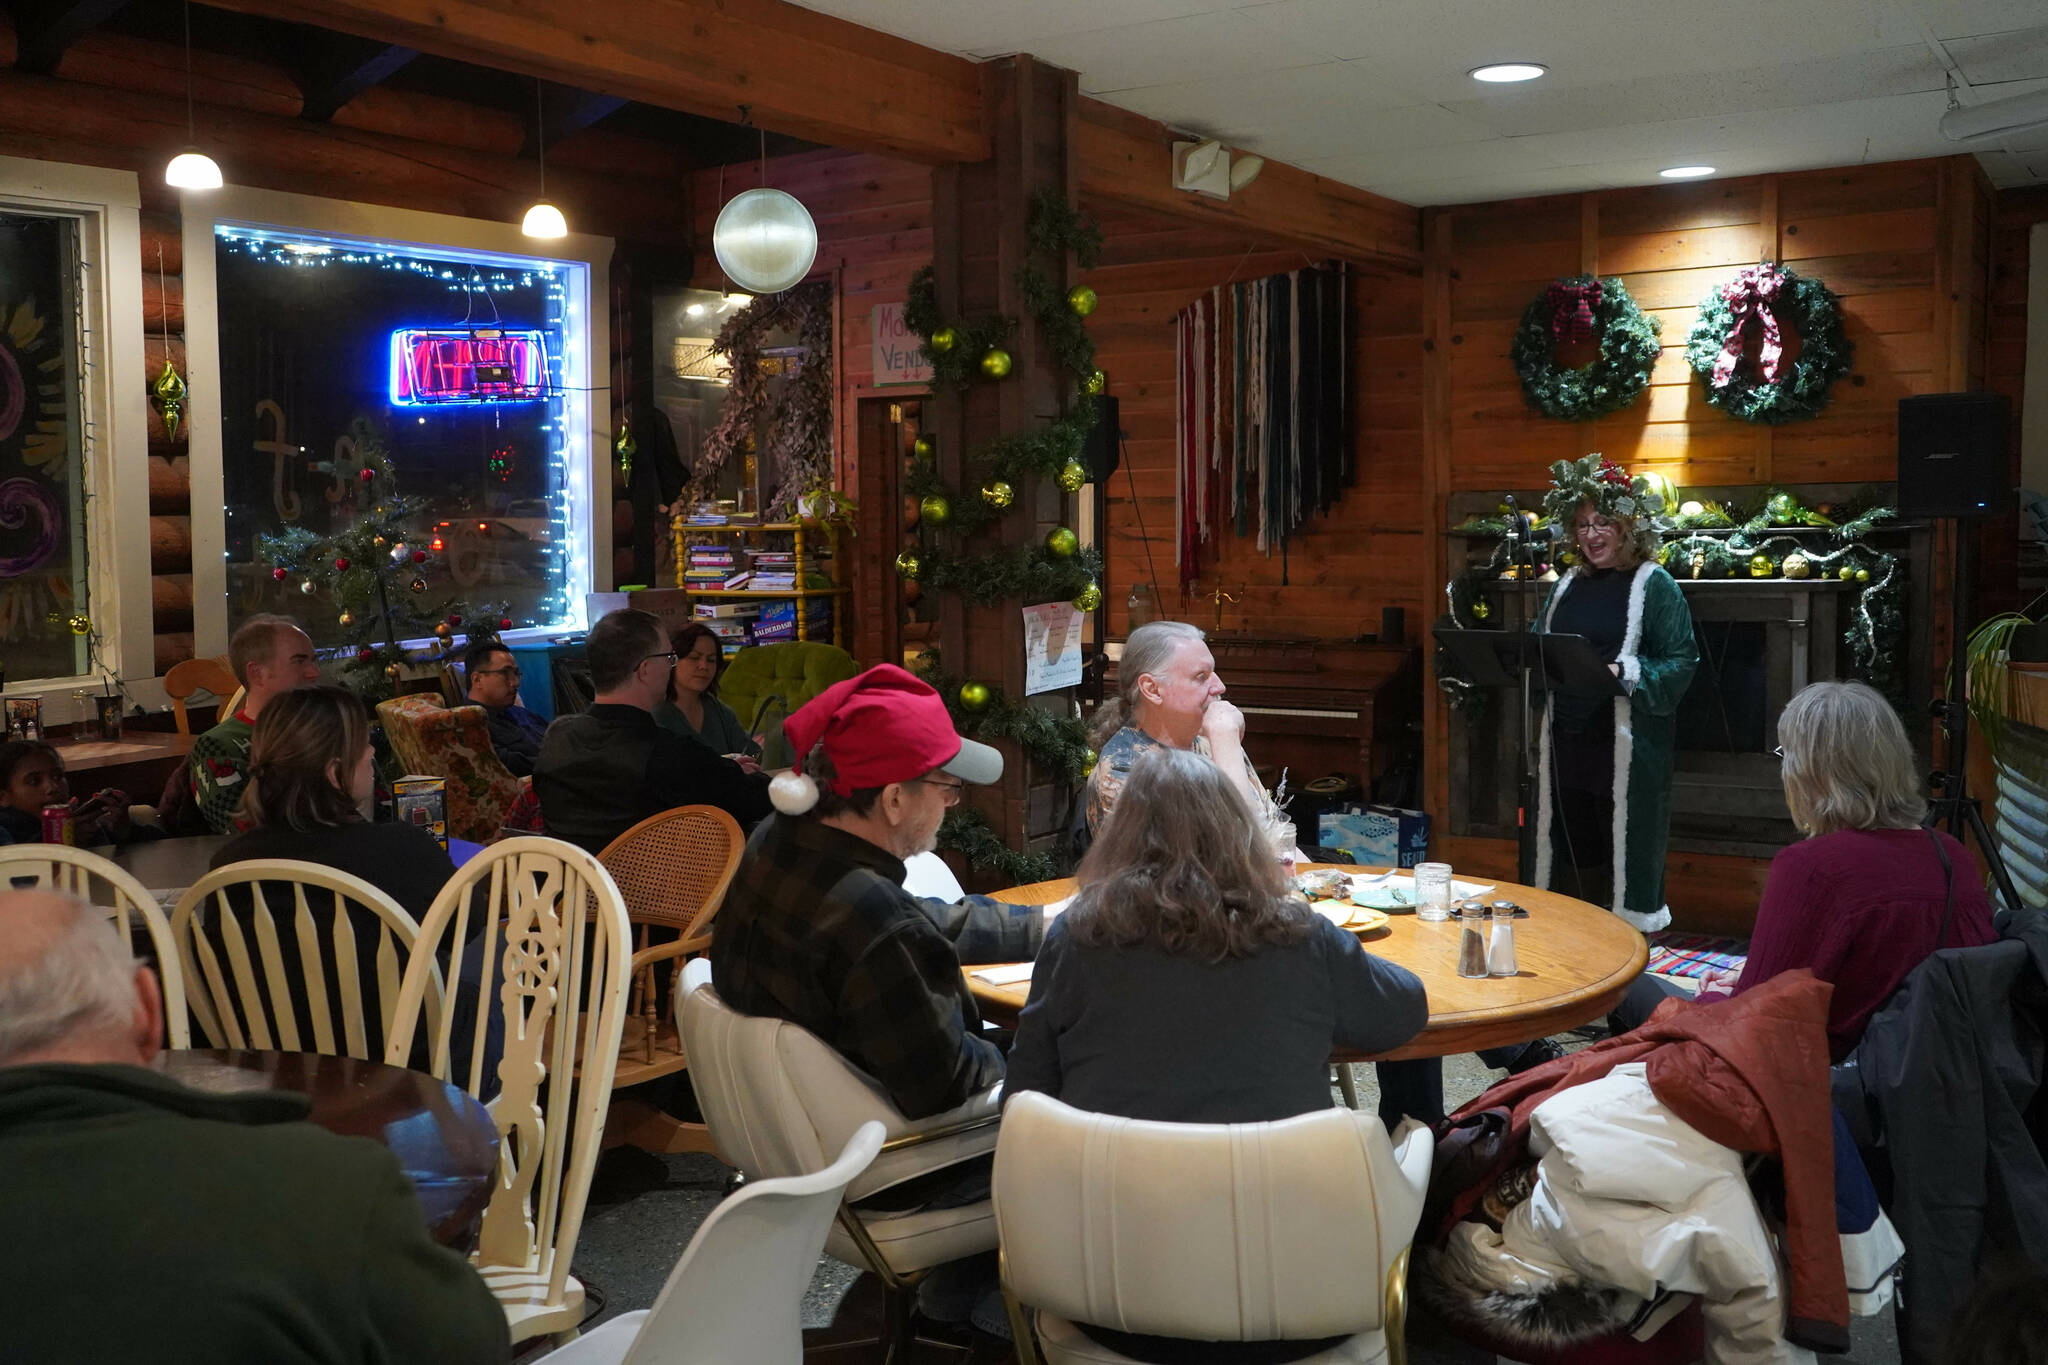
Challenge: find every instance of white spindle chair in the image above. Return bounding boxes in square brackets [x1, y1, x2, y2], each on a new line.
[0, 843, 191, 1049]
[168, 860, 435, 1059]
[383, 836, 633, 1346]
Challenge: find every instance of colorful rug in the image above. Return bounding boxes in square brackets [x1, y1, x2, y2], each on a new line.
[1645, 932, 1748, 980]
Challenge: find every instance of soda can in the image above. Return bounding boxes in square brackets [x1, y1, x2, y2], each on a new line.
[41, 803, 75, 846]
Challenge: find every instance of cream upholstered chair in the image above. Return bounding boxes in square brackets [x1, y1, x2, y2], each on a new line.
[994, 1091, 1434, 1365]
[385, 836, 633, 1346]
[0, 844, 191, 1049]
[168, 860, 432, 1058]
[536, 1121, 887, 1365]
[677, 957, 1003, 1363]
[597, 805, 743, 1157]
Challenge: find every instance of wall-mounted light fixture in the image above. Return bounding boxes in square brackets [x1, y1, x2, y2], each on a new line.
[1173, 140, 1265, 201]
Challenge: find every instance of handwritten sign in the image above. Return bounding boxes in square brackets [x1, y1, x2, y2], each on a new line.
[1022, 602, 1084, 696]
[871, 302, 933, 387]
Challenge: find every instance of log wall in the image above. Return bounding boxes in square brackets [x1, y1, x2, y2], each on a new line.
[1990, 184, 2048, 580]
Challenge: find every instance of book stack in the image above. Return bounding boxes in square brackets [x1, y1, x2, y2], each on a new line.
[683, 544, 750, 590]
[699, 615, 753, 653]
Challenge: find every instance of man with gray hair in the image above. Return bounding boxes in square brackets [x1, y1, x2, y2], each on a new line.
[0, 889, 507, 1362]
[187, 613, 323, 833]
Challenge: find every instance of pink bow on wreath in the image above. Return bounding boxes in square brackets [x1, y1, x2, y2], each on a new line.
[1546, 279, 1604, 345]
[1712, 264, 1787, 387]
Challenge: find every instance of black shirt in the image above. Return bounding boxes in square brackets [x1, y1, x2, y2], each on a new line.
[534, 702, 772, 854]
[1545, 567, 1632, 791]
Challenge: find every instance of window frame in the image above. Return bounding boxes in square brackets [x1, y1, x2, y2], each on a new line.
[0, 155, 152, 715]
[180, 185, 613, 660]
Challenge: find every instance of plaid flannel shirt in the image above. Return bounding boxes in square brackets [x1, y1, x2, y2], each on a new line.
[710, 813, 1044, 1119]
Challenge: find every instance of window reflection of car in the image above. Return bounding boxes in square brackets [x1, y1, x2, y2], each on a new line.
[435, 500, 555, 587]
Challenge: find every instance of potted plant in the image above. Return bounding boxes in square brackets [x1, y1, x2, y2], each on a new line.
[796, 484, 857, 529]
[1965, 604, 2046, 759]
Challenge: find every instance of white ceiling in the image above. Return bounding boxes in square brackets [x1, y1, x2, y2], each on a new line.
[790, 0, 2048, 204]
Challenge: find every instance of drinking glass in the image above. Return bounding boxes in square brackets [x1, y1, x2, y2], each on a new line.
[1270, 818, 1299, 880]
[1413, 861, 1454, 922]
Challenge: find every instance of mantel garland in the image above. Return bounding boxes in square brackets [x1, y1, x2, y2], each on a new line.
[1510, 275, 1662, 421]
[693, 278, 835, 517]
[1684, 264, 1852, 425]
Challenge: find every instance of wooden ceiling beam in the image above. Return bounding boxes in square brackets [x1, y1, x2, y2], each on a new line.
[1075, 98, 1422, 272]
[13, 0, 133, 75]
[200, 0, 991, 165]
[295, 36, 418, 122]
[524, 87, 628, 160]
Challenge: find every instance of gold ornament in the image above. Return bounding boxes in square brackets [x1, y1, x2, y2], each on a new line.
[409, 576, 427, 594]
[1781, 553, 1811, 580]
[980, 349, 1013, 379]
[918, 494, 951, 527]
[1748, 554, 1774, 578]
[1073, 582, 1103, 612]
[1472, 600, 1492, 621]
[1081, 746, 1099, 777]
[1838, 566, 1856, 581]
[150, 359, 188, 442]
[894, 550, 921, 579]
[958, 681, 991, 712]
[1085, 369, 1107, 396]
[912, 435, 936, 460]
[338, 610, 355, 627]
[384, 663, 402, 680]
[1066, 285, 1098, 317]
[1045, 526, 1078, 557]
[980, 480, 1014, 510]
[1056, 460, 1087, 493]
[372, 535, 387, 547]
[434, 622, 452, 639]
[930, 327, 958, 354]
[66, 614, 92, 637]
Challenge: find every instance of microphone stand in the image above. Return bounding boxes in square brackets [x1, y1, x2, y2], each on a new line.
[1503, 497, 1542, 887]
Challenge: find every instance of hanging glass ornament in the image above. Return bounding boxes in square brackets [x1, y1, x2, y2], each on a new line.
[150, 359, 188, 442]
[1081, 746, 1099, 777]
[358, 466, 376, 485]
[338, 610, 355, 627]
[894, 551, 921, 579]
[1072, 582, 1102, 612]
[980, 480, 1014, 510]
[1045, 526, 1078, 557]
[357, 646, 375, 662]
[1085, 369, 1107, 396]
[980, 349, 1013, 379]
[912, 435, 936, 460]
[411, 550, 428, 564]
[1066, 285, 1098, 317]
[67, 614, 92, 637]
[1056, 460, 1087, 493]
[958, 681, 991, 711]
[271, 567, 288, 582]
[930, 327, 958, 354]
[384, 663, 402, 680]
[499, 617, 515, 629]
[299, 580, 316, 595]
[409, 576, 427, 594]
[919, 495, 951, 527]
[434, 623, 452, 639]
[334, 557, 350, 572]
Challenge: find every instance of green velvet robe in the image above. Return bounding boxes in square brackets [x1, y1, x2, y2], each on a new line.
[1533, 560, 1699, 931]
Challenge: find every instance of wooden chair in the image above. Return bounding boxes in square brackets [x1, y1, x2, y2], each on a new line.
[163, 656, 240, 735]
[0, 844, 191, 1049]
[169, 860, 437, 1059]
[596, 805, 745, 1157]
[385, 836, 633, 1346]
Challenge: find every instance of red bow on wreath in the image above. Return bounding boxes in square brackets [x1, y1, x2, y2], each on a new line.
[1546, 279, 1604, 345]
[1712, 265, 1787, 387]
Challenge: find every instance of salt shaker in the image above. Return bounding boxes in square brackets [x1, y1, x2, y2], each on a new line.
[1487, 900, 1519, 977]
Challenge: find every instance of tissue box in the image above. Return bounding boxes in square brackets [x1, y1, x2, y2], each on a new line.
[1317, 804, 1430, 868]
[392, 775, 448, 850]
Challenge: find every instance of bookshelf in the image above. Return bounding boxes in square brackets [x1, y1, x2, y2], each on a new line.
[669, 516, 850, 647]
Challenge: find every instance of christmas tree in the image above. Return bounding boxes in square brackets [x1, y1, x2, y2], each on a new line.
[256, 418, 506, 701]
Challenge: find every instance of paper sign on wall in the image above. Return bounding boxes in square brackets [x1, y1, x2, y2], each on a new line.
[1022, 602, 1084, 696]
[871, 302, 934, 386]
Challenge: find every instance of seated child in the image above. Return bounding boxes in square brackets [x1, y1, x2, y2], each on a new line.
[0, 739, 153, 847]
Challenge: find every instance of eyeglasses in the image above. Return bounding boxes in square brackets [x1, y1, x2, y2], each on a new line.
[1772, 745, 1785, 759]
[916, 774, 966, 803]
[641, 651, 679, 666]
[475, 665, 522, 680]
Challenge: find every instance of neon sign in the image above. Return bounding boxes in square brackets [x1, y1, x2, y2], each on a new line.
[388, 328, 550, 406]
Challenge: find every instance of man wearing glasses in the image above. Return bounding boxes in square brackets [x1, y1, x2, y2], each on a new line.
[461, 638, 548, 777]
[533, 609, 773, 852]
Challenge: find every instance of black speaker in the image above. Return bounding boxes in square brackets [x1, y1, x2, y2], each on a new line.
[1897, 392, 2011, 519]
[1084, 394, 1122, 480]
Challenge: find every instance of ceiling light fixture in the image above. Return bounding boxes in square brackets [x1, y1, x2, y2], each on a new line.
[164, 1, 223, 191]
[1469, 62, 1547, 83]
[1940, 87, 2048, 142]
[1229, 155, 1266, 192]
[712, 120, 817, 294]
[1659, 165, 1717, 179]
[1173, 140, 1265, 200]
[522, 77, 568, 239]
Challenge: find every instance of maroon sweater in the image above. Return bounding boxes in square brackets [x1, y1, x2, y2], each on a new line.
[1733, 826, 1996, 1059]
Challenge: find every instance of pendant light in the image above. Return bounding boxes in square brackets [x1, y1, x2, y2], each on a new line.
[522, 78, 567, 239]
[712, 120, 816, 294]
[164, 1, 223, 190]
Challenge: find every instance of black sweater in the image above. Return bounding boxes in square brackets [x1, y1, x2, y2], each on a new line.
[534, 702, 772, 853]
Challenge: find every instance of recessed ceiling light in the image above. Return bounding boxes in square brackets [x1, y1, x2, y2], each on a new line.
[1469, 63, 1547, 83]
[1660, 165, 1716, 179]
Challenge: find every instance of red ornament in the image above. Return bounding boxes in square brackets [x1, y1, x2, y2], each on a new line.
[356, 646, 374, 662]
[411, 550, 428, 564]
[447, 613, 462, 626]
[271, 567, 287, 582]
[499, 617, 514, 630]
[333, 557, 350, 571]
[357, 467, 375, 484]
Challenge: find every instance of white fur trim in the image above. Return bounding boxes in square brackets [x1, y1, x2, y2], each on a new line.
[1616, 903, 1672, 933]
[1609, 563, 1654, 921]
[769, 771, 820, 815]
[1531, 571, 1575, 892]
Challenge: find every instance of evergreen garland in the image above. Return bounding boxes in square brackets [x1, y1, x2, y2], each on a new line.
[1684, 268, 1853, 424]
[936, 807, 1066, 886]
[913, 652, 1093, 786]
[910, 544, 1104, 607]
[1510, 276, 1661, 421]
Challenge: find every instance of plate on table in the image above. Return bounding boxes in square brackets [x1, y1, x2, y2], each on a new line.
[1350, 882, 1416, 912]
[1314, 902, 1392, 935]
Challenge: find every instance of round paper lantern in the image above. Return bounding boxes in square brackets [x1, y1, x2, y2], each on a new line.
[712, 188, 819, 294]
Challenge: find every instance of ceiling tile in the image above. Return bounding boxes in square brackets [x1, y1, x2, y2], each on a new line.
[1897, 0, 2048, 42]
[1946, 26, 2048, 87]
[1014, 10, 1328, 93]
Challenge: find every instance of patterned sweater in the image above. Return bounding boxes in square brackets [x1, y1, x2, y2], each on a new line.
[189, 711, 255, 834]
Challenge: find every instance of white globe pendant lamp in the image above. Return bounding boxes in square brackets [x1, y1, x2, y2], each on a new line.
[522, 78, 569, 240]
[522, 201, 568, 239]
[164, 2, 222, 192]
[713, 186, 818, 294]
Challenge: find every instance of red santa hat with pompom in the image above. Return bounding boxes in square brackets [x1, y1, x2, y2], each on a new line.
[769, 664, 1003, 815]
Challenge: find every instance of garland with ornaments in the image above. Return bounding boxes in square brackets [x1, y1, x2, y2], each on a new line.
[1511, 275, 1662, 421]
[936, 806, 1066, 886]
[1684, 264, 1852, 424]
[257, 418, 505, 701]
[912, 651, 1095, 788]
[693, 279, 835, 517]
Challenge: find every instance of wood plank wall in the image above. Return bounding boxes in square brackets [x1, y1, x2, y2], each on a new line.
[1081, 204, 1427, 641]
[1990, 184, 2048, 604]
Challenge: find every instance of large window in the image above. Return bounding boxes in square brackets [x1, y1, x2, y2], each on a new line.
[211, 225, 592, 645]
[0, 209, 89, 683]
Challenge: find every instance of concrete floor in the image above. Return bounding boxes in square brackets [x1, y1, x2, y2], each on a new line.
[567, 1038, 1900, 1364]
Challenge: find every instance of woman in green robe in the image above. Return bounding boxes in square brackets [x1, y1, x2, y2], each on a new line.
[1534, 454, 1698, 931]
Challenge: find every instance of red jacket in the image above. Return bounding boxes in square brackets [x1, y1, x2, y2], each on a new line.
[1445, 971, 1846, 1353]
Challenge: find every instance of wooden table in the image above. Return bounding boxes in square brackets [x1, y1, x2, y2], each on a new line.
[86, 833, 234, 898]
[974, 868, 1649, 1062]
[156, 1048, 498, 1248]
[55, 730, 197, 800]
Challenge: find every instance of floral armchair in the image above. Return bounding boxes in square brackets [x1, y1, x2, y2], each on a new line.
[374, 694, 524, 844]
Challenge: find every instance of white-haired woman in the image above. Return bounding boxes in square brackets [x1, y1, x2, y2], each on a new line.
[1613, 680, 1995, 1057]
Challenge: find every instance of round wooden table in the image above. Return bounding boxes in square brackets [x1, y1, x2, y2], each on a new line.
[975, 868, 1650, 1061]
[156, 1049, 499, 1247]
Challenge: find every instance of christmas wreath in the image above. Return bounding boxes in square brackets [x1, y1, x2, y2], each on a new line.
[1510, 275, 1661, 421]
[1684, 264, 1852, 424]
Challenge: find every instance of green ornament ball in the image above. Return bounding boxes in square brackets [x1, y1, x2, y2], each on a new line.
[912, 435, 936, 460]
[1067, 285, 1098, 317]
[1838, 566, 1856, 581]
[1056, 459, 1087, 493]
[1081, 746, 1099, 777]
[1085, 368, 1107, 396]
[1856, 568, 1870, 583]
[958, 681, 992, 712]
[1767, 491, 1802, 524]
[1749, 553, 1774, 578]
[980, 480, 1014, 510]
[894, 551, 921, 579]
[1073, 582, 1103, 612]
[67, 614, 92, 636]
[919, 494, 951, 527]
[1045, 526, 1078, 558]
[1472, 600, 1492, 621]
[980, 348, 1013, 379]
[930, 327, 958, 354]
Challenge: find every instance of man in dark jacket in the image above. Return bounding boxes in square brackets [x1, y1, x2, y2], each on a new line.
[462, 638, 548, 777]
[0, 887, 507, 1364]
[535, 609, 772, 851]
[1833, 905, 2048, 1365]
